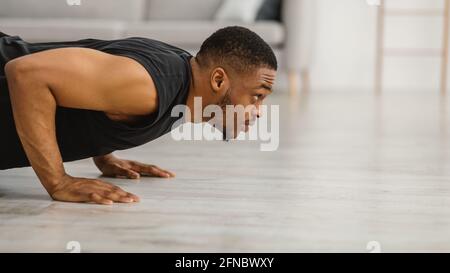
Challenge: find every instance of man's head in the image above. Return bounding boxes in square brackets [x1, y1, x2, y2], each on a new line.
[194, 26, 278, 140]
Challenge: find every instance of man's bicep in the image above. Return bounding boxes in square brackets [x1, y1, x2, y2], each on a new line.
[9, 47, 157, 115]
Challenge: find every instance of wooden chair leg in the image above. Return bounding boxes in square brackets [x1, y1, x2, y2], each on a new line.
[288, 70, 300, 97]
[289, 69, 310, 96]
[301, 69, 310, 93]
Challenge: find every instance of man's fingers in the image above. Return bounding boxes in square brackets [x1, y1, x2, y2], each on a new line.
[105, 191, 134, 203]
[89, 192, 113, 205]
[158, 168, 176, 177]
[114, 166, 140, 179]
[134, 164, 175, 178]
[104, 191, 123, 201]
[119, 196, 135, 203]
[126, 192, 140, 202]
[149, 167, 170, 178]
[111, 187, 139, 202]
[92, 180, 140, 202]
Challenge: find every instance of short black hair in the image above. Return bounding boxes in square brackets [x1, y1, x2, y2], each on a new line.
[196, 26, 278, 74]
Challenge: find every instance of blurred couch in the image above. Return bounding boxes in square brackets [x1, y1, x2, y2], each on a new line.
[0, 0, 314, 93]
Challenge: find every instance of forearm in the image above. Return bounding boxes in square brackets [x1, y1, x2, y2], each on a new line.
[5, 61, 66, 195]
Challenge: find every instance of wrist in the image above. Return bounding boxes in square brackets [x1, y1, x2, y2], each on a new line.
[93, 153, 117, 163]
[44, 173, 71, 196]
[93, 153, 117, 165]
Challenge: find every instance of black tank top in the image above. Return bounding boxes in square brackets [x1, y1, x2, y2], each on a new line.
[0, 32, 192, 169]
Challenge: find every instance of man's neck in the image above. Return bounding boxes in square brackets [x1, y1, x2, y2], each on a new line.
[186, 57, 209, 123]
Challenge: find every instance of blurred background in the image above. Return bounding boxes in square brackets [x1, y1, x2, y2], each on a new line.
[0, 0, 310, 94]
[1, 0, 449, 95]
[3, 0, 450, 252]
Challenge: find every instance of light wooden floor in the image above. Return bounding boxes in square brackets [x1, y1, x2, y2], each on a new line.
[1, 91, 450, 252]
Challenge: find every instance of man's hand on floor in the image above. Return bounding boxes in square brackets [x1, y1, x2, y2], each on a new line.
[50, 174, 140, 205]
[93, 153, 176, 179]
[48, 153, 175, 205]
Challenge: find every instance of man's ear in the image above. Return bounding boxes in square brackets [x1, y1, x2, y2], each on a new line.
[210, 67, 229, 95]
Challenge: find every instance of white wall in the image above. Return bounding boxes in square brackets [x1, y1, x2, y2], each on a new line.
[309, 0, 447, 92]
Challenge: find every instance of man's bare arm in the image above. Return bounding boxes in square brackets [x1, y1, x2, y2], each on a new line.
[5, 47, 157, 204]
